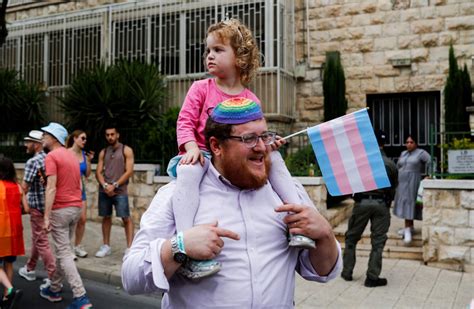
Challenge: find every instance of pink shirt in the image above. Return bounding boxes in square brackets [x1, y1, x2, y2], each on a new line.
[176, 78, 260, 153]
[45, 147, 82, 209]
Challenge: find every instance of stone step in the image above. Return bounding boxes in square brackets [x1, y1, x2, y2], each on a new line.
[335, 232, 423, 248]
[339, 242, 423, 260]
[325, 199, 354, 228]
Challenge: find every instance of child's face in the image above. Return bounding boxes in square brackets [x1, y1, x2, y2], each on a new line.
[205, 33, 238, 79]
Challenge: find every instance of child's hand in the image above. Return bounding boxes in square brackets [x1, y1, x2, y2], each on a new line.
[271, 135, 287, 151]
[180, 147, 204, 165]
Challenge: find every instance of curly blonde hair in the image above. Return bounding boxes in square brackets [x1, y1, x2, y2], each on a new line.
[204, 19, 260, 86]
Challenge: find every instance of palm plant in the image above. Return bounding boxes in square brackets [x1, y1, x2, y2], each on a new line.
[0, 68, 45, 132]
[60, 59, 168, 155]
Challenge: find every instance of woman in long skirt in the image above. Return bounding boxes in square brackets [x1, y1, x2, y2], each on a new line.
[393, 134, 431, 245]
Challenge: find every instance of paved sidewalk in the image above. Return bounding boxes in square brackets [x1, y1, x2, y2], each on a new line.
[20, 216, 473, 308]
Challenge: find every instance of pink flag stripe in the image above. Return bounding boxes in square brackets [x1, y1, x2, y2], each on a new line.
[343, 113, 378, 191]
[318, 122, 353, 194]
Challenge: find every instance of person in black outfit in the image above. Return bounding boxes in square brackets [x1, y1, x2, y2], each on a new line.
[341, 130, 398, 287]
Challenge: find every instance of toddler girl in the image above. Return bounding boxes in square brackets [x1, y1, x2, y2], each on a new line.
[169, 19, 313, 279]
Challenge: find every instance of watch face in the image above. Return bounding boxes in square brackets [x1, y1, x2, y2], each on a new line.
[174, 252, 187, 264]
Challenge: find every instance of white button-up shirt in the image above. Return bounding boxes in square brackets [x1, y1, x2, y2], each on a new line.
[122, 163, 342, 308]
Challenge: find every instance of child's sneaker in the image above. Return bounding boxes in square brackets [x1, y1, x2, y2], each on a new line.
[289, 234, 316, 249]
[40, 286, 62, 302]
[18, 266, 36, 281]
[177, 259, 221, 279]
[67, 294, 92, 309]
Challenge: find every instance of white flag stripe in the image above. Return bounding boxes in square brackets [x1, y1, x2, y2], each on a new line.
[330, 117, 366, 193]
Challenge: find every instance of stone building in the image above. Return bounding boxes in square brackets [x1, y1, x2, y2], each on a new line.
[3, 0, 473, 272]
[3, 1, 472, 156]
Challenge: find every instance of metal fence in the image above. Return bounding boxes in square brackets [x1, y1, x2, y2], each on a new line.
[429, 125, 474, 179]
[1, 0, 296, 122]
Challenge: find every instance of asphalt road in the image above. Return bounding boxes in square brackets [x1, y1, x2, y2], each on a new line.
[10, 265, 161, 309]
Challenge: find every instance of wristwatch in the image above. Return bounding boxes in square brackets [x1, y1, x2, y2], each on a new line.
[170, 235, 188, 264]
[113, 182, 119, 189]
[102, 183, 108, 190]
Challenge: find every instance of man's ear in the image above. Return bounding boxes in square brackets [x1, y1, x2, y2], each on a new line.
[209, 137, 223, 156]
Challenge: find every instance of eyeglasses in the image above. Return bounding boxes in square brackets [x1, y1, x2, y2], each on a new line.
[226, 131, 276, 148]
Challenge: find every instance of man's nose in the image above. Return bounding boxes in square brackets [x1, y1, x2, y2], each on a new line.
[252, 137, 267, 152]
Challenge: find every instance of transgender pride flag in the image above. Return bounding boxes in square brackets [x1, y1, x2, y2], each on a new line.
[307, 109, 390, 196]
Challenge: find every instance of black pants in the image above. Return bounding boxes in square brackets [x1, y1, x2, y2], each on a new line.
[342, 198, 390, 280]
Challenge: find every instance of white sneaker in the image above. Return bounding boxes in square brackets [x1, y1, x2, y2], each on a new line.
[398, 227, 414, 236]
[39, 278, 51, 290]
[18, 266, 36, 281]
[95, 244, 111, 258]
[39, 279, 63, 292]
[404, 228, 412, 245]
[74, 245, 88, 258]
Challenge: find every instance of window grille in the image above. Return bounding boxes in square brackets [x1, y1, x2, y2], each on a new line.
[0, 0, 295, 122]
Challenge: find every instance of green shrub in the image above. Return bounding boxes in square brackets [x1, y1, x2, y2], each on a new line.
[60, 59, 168, 155]
[285, 145, 321, 177]
[0, 69, 46, 132]
[444, 45, 471, 134]
[323, 51, 347, 122]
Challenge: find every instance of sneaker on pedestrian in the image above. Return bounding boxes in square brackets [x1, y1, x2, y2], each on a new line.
[18, 266, 36, 281]
[67, 294, 92, 309]
[177, 259, 221, 279]
[364, 277, 387, 287]
[40, 286, 62, 303]
[397, 227, 414, 236]
[403, 227, 412, 245]
[39, 278, 63, 292]
[3, 288, 23, 309]
[39, 278, 51, 290]
[95, 244, 111, 258]
[74, 245, 88, 258]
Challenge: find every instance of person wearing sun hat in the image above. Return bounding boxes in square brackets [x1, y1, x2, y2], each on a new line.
[18, 129, 58, 291]
[123, 99, 341, 308]
[39, 122, 93, 308]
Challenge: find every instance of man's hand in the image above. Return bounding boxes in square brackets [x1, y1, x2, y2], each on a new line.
[275, 204, 332, 241]
[104, 184, 116, 197]
[276, 203, 339, 276]
[43, 217, 51, 233]
[183, 221, 240, 260]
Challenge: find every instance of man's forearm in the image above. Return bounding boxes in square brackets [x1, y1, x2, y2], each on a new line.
[308, 234, 339, 276]
[160, 239, 181, 279]
[44, 184, 56, 218]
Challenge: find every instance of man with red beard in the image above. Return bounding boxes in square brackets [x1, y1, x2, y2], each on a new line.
[122, 100, 341, 308]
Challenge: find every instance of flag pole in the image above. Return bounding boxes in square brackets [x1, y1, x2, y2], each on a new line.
[281, 128, 308, 140]
[280, 107, 370, 140]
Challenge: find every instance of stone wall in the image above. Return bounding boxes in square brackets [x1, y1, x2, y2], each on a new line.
[14, 164, 327, 227]
[294, 0, 474, 131]
[422, 179, 474, 273]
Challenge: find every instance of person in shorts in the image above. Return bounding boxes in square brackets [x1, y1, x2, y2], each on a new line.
[95, 126, 134, 258]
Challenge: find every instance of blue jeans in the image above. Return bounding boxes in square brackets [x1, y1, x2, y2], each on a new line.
[98, 192, 130, 218]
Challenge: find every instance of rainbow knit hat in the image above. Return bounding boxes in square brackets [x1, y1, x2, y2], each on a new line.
[211, 97, 263, 124]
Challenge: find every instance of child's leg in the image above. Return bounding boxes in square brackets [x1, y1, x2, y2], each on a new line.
[268, 151, 300, 204]
[269, 151, 316, 249]
[0, 267, 13, 290]
[172, 158, 209, 232]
